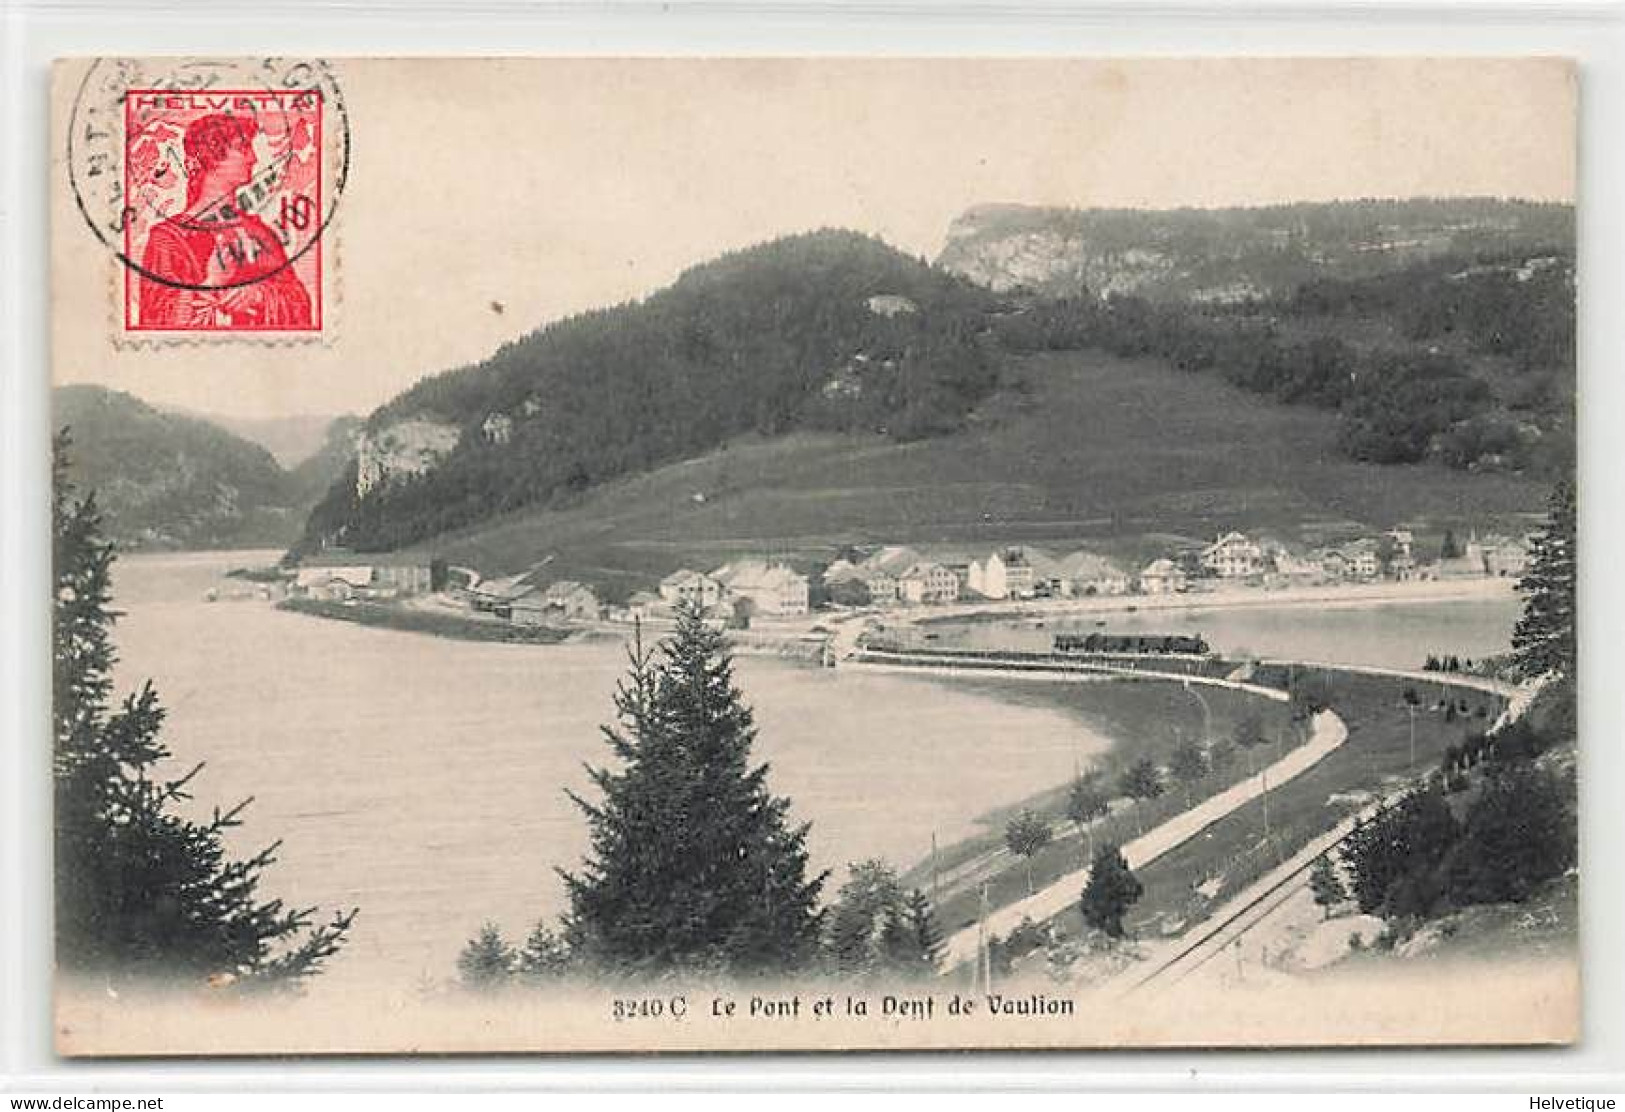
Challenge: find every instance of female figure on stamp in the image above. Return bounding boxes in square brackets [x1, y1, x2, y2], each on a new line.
[136, 112, 313, 329]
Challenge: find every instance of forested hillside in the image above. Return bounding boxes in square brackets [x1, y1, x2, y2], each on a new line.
[54, 387, 358, 549]
[298, 204, 1575, 562]
[300, 231, 999, 552]
[54, 386, 299, 549]
[992, 247, 1575, 476]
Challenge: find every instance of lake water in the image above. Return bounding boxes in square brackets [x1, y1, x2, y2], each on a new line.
[106, 554, 1519, 997]
[926, 596, 1521, 671]
[109, 552, 1105, 997]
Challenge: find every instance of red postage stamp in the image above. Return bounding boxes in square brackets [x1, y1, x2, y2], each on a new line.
[121, 88, 324, 333]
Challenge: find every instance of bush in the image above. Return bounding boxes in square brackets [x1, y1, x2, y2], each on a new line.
[1450, 764, 1576, 904]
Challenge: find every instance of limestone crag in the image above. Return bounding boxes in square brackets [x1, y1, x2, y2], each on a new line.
[355, 417, 462, 498]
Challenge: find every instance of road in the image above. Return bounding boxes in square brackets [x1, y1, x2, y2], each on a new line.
[1111, 671, 1548, 996]
[939, 707, 1349, 969]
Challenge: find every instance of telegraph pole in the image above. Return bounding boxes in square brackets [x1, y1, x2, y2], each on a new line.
[931, 831, 941, 902]
[1407, 703, 1418, 772]
[977, 882, 993, 995]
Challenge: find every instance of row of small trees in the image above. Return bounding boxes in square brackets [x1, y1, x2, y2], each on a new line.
[458, 856, 947, 989]
[999, 706, 1302, 900]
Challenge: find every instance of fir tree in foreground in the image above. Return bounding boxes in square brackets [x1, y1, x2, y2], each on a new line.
[823, 860, 943, 979]
[52, 431, 355, 989]
[1079, 843, 1143, 939]
[1310, 855, 1349, 919]
[457, 923, 516, 990]
[561, 606, 826, 977]
[1512, 478, 1576, 683]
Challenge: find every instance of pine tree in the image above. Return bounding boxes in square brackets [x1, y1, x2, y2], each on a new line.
[517, 920, 573, 981]
[561, 607, 825, 977]
[457, 923, 515, 989]
[900, 889, 944, 975]
[1079, 843, 1143, 939]
[1309, 855, 1349, 919]
[52, 432, 354, 990]
[1512, 478, 1577, 682]
[823, 859, 904, 976]
[1342, 786, 1459, 919]
[1451, 764, 1576, 904]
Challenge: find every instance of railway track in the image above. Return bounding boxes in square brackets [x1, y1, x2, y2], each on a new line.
[1116, 822, 1355, 997]
[1111, 819, 1352, 994]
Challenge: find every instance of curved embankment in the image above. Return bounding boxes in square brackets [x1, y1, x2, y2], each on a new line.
[936, 707, 1349, 970]
[849, 648, 1291, 703]
[1112, 671, 1549, 997]
[840, 647, 1515, 974]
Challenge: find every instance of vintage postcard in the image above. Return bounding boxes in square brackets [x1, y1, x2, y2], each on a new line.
[49, 57, 1579, 1055]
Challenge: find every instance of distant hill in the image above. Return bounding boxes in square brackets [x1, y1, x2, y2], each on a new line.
[171, 410, 347, 468]
[299, 230, 1000, 553]
[286, 415, 363, 505]
[295, 211, 1571, 571]
[396, 347, 1550, 600]
[936, 198, 1574, 302]
[54, 387, 359, 550]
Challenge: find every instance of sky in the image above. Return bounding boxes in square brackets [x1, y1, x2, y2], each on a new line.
[52, 57, 1577, 422]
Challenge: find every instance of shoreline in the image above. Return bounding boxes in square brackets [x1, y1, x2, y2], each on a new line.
[277, 597, 578, 645]
[909, 575, 1517, 627]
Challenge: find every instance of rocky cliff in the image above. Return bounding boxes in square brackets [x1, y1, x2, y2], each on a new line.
[936, 199, 1574, 302]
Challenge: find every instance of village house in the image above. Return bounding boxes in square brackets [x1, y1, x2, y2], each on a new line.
[711, 560, 810, 617]
[658, 568, 725, 611]
[941, 561, 975, 595]
[1314, 547, 1350, 582]
[470, 571, 540, 614]
[295, 553, 435, 601]
[897, 562, 961, 605]
[1200, 532, 1266, 579]
[852, 546, 926, 606]
[1312, 540, 1380, 582]
[1341, 539, 1382, 581]
[969, 549, 1035, 600]
[1384, 529, 1418, 580]
[1002, 549, 1035, 598]
[1049, 551, 1131, 597]
[293, 564, 376, 601]
[1138, 558, 1188, 595]
[1265, 547, 1323, 588]
[966, 552, 1002, 599]
[1479, 534, 1532, 578]
[372, 561, 435, 595]
[511, 579, 603, 625]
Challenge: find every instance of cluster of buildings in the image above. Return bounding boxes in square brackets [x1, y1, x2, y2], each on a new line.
[629, 560, 813, 622]
[820, 545, 1132, 609]
[292, 557, 436, 601]
[1133, 528, 1531, 595]
[288, 524, 1533, 628]
[470, 573, 605, 625]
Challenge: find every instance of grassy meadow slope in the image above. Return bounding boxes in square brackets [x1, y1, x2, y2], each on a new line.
[403, 348, 1548, 596]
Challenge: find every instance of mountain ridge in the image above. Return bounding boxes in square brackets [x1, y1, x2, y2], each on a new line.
[936, 197, 1574, 301]
[54, 385, 355, 550]
[294, 205, 1573, 570]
